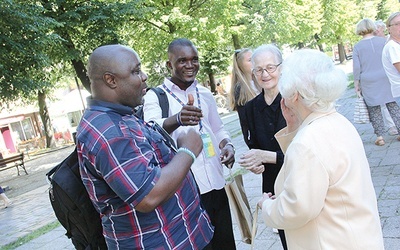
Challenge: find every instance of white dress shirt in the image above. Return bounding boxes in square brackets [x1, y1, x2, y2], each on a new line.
[143, 78, 230, 194]
[382, 39, 400, 98]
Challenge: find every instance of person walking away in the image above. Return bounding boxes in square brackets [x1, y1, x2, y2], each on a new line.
[143, 38, 236, 250]
[0, 186, 12, 208]
[353, 18, 400, 145]
[374, 20, 398, 136]
[382, 11, 400, 109]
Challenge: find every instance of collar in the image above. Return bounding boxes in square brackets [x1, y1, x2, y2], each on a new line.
[164, 78, 198, 92]
[87, 97, 134, 116]
[254, 90, 282, 112]
[298, 109, 336, 131]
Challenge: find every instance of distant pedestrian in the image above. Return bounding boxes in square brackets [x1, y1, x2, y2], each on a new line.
[353, 18, 400, 145]
[374, 20, 398, 136]
[0, 186, 12, 209]
[382, 11, 400, 108]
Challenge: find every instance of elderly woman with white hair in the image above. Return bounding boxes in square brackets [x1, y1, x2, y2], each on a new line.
[258, 49, 384, 250]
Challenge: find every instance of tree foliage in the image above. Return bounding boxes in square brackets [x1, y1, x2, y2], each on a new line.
[0, 0, 61, 104]
[2, 0, 400, 108]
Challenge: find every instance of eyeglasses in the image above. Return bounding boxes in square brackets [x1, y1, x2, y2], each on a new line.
[389, 22, 400, 27]
[253, 62, 282, 75]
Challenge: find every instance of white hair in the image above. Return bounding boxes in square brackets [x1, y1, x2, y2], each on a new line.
[375, 20, 386, 29]
[251, 44, 282, 67]
[278, 49, 348, 112]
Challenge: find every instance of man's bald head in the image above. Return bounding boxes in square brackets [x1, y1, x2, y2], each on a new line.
[87, 44, 138, 83]
[86, 44, 140, 98]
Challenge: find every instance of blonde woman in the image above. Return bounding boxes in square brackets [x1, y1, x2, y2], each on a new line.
[229, 48, 260, 136]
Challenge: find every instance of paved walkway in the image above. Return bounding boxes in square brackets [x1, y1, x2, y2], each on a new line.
[1, 62, 399, 249]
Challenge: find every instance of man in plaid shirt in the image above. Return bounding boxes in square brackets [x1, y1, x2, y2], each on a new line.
[76, 44, 214, 249]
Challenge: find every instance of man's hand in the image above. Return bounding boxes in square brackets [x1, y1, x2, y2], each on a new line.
[178, 94, 203, 126]
[220, 141, 235, 168]
[176, 128, 203, 156]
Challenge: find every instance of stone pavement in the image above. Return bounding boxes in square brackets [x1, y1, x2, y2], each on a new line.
[1, 62, 399, 249]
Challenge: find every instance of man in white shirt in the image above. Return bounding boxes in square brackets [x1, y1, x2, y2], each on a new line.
[375, 19, 398, 135]
[382, 12, 400, 106]
[143, 38, 236, 249]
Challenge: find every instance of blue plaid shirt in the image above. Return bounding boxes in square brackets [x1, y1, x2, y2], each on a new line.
[76, 98, 213, 249]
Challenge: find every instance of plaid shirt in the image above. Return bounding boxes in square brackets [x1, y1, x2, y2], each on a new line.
[76, 98, 213, 249]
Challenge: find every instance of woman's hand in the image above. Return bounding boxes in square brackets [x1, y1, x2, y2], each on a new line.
[238, 149, 274, 174]
[257, 192, 275, 208]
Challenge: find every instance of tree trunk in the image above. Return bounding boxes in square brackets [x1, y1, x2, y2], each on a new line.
[208, 72, 216, 94]
[338, 43, 345, 63]
[232, 34, 241, 49]
[72, 59, 91, 93]
[38, 90, 56, 148]
[314, 34, 324, 52]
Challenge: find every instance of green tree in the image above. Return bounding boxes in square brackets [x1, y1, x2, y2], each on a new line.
[319, 0, 359, 63]
[0, 0, 60, 102]
[0, 0, 63, 147]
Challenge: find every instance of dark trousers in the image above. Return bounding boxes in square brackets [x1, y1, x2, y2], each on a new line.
[201, 188, 236, 250]
[278, 229, 288, 250]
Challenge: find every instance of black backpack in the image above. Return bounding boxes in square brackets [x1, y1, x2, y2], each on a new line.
[46, 148, 107, 250]
[135, 87, 169, 119]
[46, 87, 169, 249]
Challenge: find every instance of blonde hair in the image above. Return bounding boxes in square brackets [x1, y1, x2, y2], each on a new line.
[229, 48, 258, 110]
[355, 18, 376, 36]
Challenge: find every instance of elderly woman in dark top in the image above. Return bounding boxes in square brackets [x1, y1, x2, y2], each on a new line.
[238, 44, 287, 250]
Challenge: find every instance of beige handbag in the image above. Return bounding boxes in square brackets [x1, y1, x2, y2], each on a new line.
[225, 170, 254, 244]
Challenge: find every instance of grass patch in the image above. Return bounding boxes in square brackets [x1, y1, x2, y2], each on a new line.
[0, 221, 61, 250]
[230, 130, 243, 139]
[347, 73, 354, 89]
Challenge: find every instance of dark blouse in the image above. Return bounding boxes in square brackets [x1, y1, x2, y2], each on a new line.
[241, 90, 286, 194]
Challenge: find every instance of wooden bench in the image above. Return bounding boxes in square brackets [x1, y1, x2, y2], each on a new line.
[0, 153, 28, 175]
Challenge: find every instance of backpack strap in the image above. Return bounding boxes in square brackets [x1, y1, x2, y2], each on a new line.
[150, 87, 169, 118]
